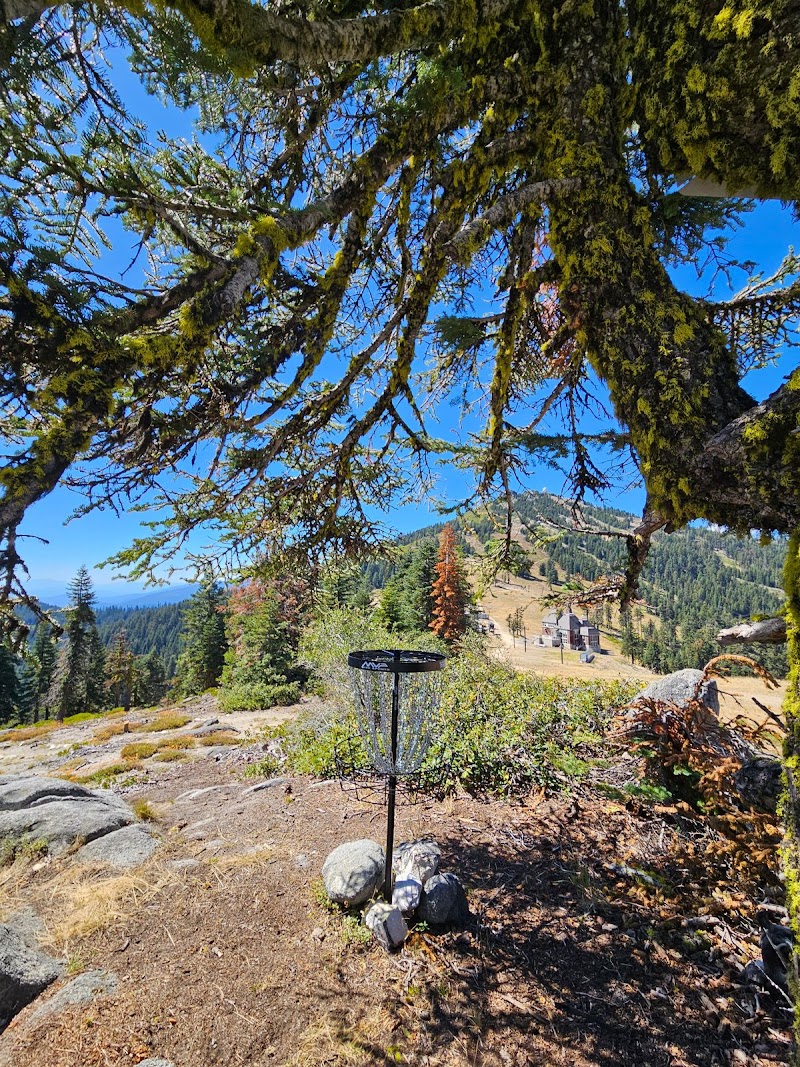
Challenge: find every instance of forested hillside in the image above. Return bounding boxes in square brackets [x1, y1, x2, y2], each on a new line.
[96, 603, 183, 678]
[369, 492, 788, 676]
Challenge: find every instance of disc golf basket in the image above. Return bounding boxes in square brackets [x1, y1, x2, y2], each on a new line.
[346, 650, 446, 900]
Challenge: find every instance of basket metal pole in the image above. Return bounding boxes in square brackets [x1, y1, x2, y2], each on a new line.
[383, 651, 401, 901]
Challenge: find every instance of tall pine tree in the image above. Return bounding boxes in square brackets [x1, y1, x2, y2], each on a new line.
[174, 577, 228, 696]
[31, 622, 58, 721]
[0, 643, 18, 725]
[105, 630, 135, 712]
[49, 566, 104, 720]
[429, 526, 470, 644]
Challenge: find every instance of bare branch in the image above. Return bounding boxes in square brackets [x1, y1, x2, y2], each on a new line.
[717, 617, 787, 646]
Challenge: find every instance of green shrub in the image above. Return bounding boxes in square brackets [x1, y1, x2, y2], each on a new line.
[217, 681, 301, 712]
[262, 638, 637, 796]
[298, 608, 444, 709]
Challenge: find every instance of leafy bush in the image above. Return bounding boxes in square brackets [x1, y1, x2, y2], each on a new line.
[264, 633, 637, 796]
[217, 681, 301, 712]
[423, 648, 638, 795]
[263, 711, 366, 779]
[298, 608, 444, 708]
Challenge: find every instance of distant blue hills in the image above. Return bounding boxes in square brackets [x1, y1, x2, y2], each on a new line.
[26, 580, 199, 609]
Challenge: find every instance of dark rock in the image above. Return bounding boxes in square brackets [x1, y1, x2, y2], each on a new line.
[0, 924, 62, 1031]
[761, 923, 792, 991]
[734, 758, 782, 814]
[417, 873, 469, 925]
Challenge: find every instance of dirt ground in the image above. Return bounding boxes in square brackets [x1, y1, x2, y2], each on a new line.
[0, 697, 792, 1067]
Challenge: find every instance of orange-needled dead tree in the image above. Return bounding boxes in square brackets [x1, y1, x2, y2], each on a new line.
[429, 525, 470, 644]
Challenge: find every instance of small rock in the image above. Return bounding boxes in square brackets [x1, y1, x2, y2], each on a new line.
[295, 853, 311, 869]
[174, 785, 233, 802]
[393, 877, 423, 914]
[75, 826, 159, 869]
[192, 724, 238, 738]
[365, 902, 408, 950]
[130, 1060, 175, 1067]
[393, 839, 440, 884]
[0, 924, 63, 1031]
[168, 858, 200, 871]
[742, 959, 767, 986]
[417, 873, 469, 926]
[241, 777, 289, 795]
[322, 839, 384, 907]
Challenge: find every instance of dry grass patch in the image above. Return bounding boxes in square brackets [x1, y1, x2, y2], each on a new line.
[0, 838, 52, 919]
[283, 1008, 395, 1067]
[208, 847, 273, 872]
[153, 749, 188, 763]
[193, 731, 240, 746]
[134, 712, 191, 733]
[156, 736, 196, 750]
[131, 798, 158, 821]
[92, 721, 133, 742]
[0, 721, 60, 743]
[120, 741, 158, 760]
[64, 759, 142, 784]
[42, 861, 176, 951]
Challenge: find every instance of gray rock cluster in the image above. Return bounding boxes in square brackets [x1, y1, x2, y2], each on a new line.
[0, 775, 159, 1033]
[322, 837, 468, 951]
[0, 774, 156, 863]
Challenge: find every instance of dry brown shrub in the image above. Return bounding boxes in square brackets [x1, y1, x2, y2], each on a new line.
[92, 721, 132, 742]
[0, 721, 60, 743]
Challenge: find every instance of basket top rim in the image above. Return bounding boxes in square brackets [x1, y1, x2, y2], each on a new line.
[347, 649, 447, 674]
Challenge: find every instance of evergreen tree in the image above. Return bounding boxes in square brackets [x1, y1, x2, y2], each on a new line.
[174, 577, 228, 696]
[379, 539, 438, 633]
[132, 651, 168, 707]
[316, 562, 371, 613]
[105, 630, 135, 711]
[49, 566, 104, 719]
[0, 643, 18, 725]
[429, 526, 470, 644]
[30, 622, 57, 721]
[15, 660, 37, 725]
